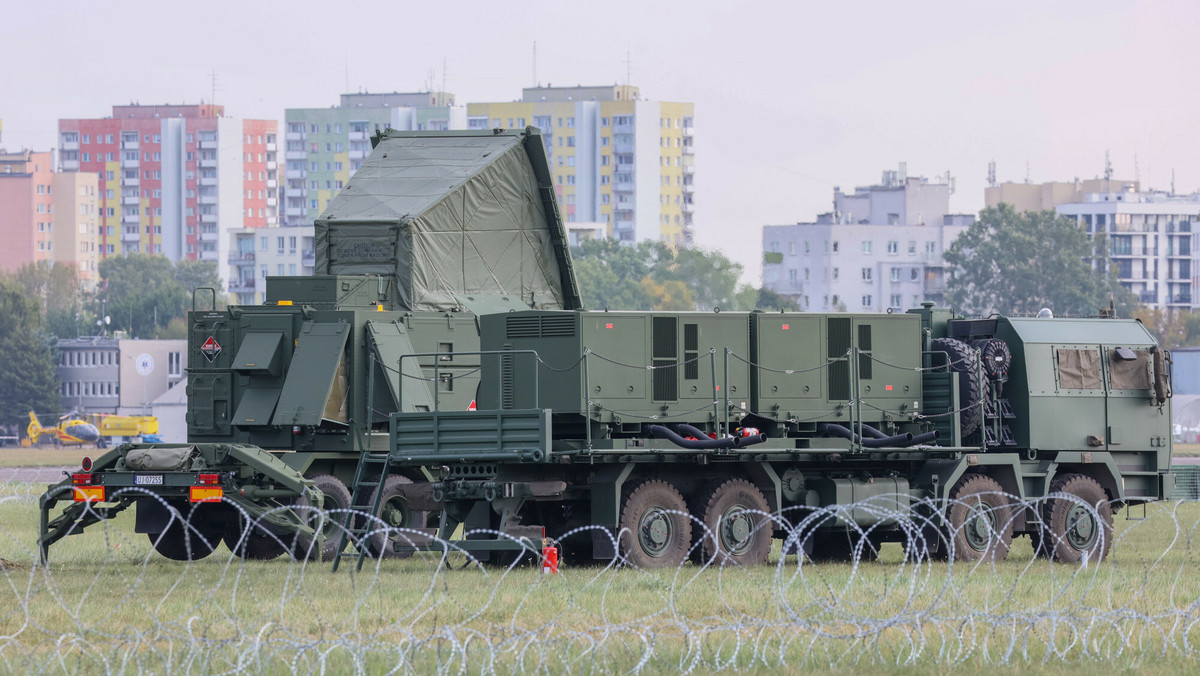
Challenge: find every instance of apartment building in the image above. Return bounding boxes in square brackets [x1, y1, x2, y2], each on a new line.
[227, 225, 315, 304]
[0, 150, 101, 287]
[57, 104, 279, 285]
[762, 167, 972, 312]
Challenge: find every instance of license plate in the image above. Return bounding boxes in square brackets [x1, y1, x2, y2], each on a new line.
[134, 475, 163, 485]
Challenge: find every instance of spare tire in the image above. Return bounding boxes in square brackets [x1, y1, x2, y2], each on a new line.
[932, 337, 982, 437]
[972, 338, 1012, 384]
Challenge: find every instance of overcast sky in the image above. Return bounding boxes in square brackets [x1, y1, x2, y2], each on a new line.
[4, 1, 1199, 284]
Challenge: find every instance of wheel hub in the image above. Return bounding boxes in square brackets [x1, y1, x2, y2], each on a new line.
[1065, 504, 1097, 549]
[963, 499, 997, 551]
[382, 497, 409, 529]
[719, 505, 755, 555]
[638, 507, 673, 557]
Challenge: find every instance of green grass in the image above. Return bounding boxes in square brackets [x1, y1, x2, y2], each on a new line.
[0, 445, 93, 468]
[3, 483, 1200, 673]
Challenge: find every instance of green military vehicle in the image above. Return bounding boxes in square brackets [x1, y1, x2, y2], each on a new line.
[38, 128, 582, 563]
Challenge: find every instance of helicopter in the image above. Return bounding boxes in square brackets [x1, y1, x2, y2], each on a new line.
[26, 411, 101, 447]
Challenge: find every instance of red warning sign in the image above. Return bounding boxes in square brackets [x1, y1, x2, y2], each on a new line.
[467, 400, 477, 411]
[200, 336, 222, 362]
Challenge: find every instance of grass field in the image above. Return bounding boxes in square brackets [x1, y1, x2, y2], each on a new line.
[0, 445, 93, 468]
[3, 482, 1200, 673]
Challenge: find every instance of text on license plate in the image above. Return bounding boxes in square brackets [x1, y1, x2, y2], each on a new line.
[134, 475, 163, 485]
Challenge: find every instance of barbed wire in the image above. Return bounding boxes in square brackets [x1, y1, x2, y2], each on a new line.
[4, 480, 1200, 673]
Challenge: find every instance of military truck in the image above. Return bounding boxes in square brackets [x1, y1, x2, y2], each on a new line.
[38, 128, 582, 563]
[361, 306, 1175, 567]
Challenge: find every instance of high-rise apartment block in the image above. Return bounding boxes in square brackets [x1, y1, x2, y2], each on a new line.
[57, 104, 278, 283]
[468, 85, 694, 244]
[0, 149, 101, 288]
[762, 167, 972, 312]
[283, 92, 463, 226]
[1056, 191, 1200, 311]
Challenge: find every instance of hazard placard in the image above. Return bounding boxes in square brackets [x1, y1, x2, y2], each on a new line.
[200, 336, 222, 362]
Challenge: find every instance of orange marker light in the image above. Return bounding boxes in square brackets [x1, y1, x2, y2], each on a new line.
[190, 486, 223, 503]
[73, 486, 105, 503]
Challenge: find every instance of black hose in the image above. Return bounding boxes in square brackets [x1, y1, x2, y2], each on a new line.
[732, 433, 768, 448]
[862, 432, 915, 448]
[817, 423, 860, 443]
[673, 423, 713, 440]
[854, 422, 889, 439]
[646, 425, 738, 450]
[909, 430, 940, 445]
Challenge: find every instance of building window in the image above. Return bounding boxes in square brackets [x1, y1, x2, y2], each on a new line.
[887, 240, 898, 254]
[890, 294, 902, 308]
[168, 352, 182, 377]
[861, 241, 873, 254]
[890, 267, 901, 282]
[861, 268, 872, 281]
[862, 295, 873, 308]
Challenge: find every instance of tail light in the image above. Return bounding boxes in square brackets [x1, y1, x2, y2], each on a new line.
[72, 473, 93, 485]
[81, 456, 92, 471]
[197, 473, 221, 485]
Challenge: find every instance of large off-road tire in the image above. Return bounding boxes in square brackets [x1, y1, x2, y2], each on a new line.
[297, 473, 353, 562]
[618, 479, 691, 569]
[149, 503, 223, 561]
[945, 474, 1014, 562]
[1041, 473, 1113, 563]
[223, 510, 287, 561]
[691, 478, 772, 566]
[931, 337, 983, 437]
[364, 475, 428, 559]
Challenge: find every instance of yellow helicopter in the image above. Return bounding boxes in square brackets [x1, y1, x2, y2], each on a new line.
[25, 411, 101, 447]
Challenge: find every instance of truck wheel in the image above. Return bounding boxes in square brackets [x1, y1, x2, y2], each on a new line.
[1041, 473, 1113, 563]
[618, 479, 691, 568]
[223, 511, 287, 561]
[945, 474, 1013, 561]
[365, 475, 427, 559]
[296, 474, 353, 562]
[692, 479, 772, 566]
[931, 337, 982, 437]
[149, 505, 223, 561]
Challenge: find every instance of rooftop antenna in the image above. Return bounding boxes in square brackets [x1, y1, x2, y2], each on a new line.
[1134, 151, 1140, 187]
[987, 160, 996, 187]
[1172, 168, 1176, 196]
[345, 49, 350, 94]
[442, 57, 447, 99]
[532, 41, 537, 87]
[623, 50, 632, 91]
[1025, 160, 1030, 183]
[210, 70, 217, 107]
[1104, 149, 1113, 182]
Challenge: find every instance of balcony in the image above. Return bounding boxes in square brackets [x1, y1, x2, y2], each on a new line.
[61, 159, 79, 171]
[613, 122, 634, 134]
[615, 143, 634, 154]
[122, 158, 139, 168]
[266, 197, 278, 207]
[1169, 295, 1193, 305]
[682, 126, 694, 137]
[285, 207, 304, 218]
[682, 202, 694, 213]
[285, 150, 307, 161]
[198, 140, 218, 150]
[198, 195, 218, 205]
[120, 141, 139, 150]
[349, 131, 366, 141]
[285, 169, 305, 180]
[122, 175, 139, 186]
[349, 150, 366, 160]
[121, 212, 140, 225]
[285, 131, 305, 141]
[266, 142, 277, 152]
[682, 164, 695, 175]
[229, 251, 256, 264]
[199, 159, 217, 168]
[199, 177, 217, 186]
[302, 249, 315, 266]
[266, 161, 277, 170]
[121, 195, 140, 206]
[616, 162, 634, 173]
[228, 278, 255, 293]
[1139, 291, 1158, 303]
[61, 141, 80, 151]
[682, 145, 694, 155]
[200, 213, 217, 223]
[267, 179, 278, 189]
[613, 182, 634, 193]
[121, 229, 140, 242]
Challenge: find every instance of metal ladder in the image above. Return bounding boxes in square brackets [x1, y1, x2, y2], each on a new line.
[331, 448, 393, 572]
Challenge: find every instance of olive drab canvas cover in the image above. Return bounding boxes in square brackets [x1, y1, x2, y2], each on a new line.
[313, 129, 582, 312]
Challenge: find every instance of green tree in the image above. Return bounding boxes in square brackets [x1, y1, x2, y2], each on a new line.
[173, 258, 226, 307]
[8, 262, 85, 338]
[95, 254, 190, 339]
[570, 240, 749, 312]
[0, 280, 60, 425]
[733, 285, 791, 311]
[944, 204, 1137, 317]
